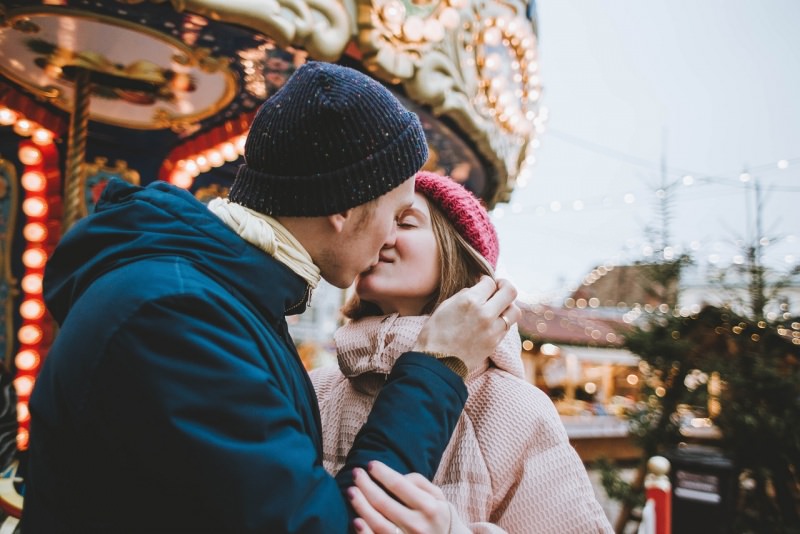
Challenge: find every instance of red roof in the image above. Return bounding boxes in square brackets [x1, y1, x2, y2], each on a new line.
[518, 302, 629, 347]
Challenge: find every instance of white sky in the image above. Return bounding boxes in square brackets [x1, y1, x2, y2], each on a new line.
[492, 0, 800, 304]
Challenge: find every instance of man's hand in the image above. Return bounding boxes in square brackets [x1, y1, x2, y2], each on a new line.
[413, 276, 520, 372]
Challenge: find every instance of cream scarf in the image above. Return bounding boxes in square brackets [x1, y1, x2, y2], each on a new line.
[208, 198, 321, 291]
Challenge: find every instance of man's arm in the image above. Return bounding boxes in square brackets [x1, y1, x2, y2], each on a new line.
[106, 289, 471, 533]
[104, 293, 354, 533]
[336, 352, 468, 492]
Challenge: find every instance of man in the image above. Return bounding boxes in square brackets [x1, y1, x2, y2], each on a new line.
[23, 62, 519, 532]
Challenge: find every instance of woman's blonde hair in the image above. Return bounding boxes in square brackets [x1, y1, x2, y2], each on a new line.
[342, 197, 494, 320]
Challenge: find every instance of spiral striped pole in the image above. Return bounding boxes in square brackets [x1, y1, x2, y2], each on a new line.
[62, 67, 91, 234]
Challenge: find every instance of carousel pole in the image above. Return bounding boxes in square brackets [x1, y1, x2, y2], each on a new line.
[62, 67, 91, 233]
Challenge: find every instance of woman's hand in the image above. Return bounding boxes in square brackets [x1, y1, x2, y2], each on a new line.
[348, 461, 467, 534]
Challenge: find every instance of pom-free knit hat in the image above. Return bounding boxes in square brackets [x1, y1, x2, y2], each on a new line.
[414, 171, 499, 269]
[228, 61, 429, 216]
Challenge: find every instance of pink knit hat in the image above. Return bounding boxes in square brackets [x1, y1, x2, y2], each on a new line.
[414, 171, 499, 268]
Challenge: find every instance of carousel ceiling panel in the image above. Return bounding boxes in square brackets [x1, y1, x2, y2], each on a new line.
[0, 2, 305, 133]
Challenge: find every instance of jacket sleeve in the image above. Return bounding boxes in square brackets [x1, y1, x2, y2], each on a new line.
[336, 352, 468, 491]
[101, 292, 466, 532]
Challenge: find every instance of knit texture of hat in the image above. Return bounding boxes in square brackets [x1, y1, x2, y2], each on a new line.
[414, 171, 499, 268]
[228, 61, 429, 216]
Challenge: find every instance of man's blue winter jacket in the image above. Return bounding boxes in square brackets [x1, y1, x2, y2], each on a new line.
[22, 179, 467, 532]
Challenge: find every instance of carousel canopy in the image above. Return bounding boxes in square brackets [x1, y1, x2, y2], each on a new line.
[0, 0, 543, 206]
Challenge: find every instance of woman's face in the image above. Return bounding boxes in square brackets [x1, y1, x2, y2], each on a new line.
[354, 193, 440, 315]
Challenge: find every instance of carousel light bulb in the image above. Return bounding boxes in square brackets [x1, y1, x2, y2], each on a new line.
[220, 142, 238, 162]
[22, 197, 48, 218]
[18, 145, 43, 165]
[483, 26, 502, 47]
[183, 159, 200, 176]
[22, 248, 47, 269]
[18, 324, 43, 345]
[170, 169, 193, 189]
[14, 376, 35, 397]
[777, 159, 789, 169]
[20, 299, 45, 320]
[23, 222, 48, 243]
[235, 134, 247, 155]
[32, 128, 54, 146]
[490, 76, 506, 92]
[195, 155, 211, 173]
[21, 274, 43, 294]
[402, 16, 425, 42]
[21, 170, 47, 192]
[16, 402, 30, 423]
[14, 119, 34, 137]
[0, 107, 18, 126]
[381, 1, 405, 24]
[439, 7, 459, 30]
[207, 149, 224, 168]
[15, 349, 40, 371]
[447, 0, 466, 8]
[16, 430, 29, 450]
[423, 18, 445, 42]
[484, 53, 501, 71]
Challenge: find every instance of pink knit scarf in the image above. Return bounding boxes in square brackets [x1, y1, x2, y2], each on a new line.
[334, 313, 525, 395]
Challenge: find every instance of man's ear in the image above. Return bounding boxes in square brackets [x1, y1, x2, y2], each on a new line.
[327, 209, 354, 233]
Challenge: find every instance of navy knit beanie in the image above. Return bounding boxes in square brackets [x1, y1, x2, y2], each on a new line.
[228, 61, 429, 216]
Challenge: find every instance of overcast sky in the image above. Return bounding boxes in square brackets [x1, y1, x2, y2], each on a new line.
[492, 1, 800, 304]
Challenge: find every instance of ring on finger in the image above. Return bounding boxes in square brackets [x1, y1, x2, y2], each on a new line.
[500, 314, 510, 331]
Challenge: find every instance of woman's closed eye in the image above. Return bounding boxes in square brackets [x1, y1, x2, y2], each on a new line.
[397, 215, 419, 228]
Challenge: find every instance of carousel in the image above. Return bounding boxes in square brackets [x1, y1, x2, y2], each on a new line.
[0, 0, 543, 522]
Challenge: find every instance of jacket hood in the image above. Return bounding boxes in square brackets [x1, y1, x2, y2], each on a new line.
[44, 178, 308, 325]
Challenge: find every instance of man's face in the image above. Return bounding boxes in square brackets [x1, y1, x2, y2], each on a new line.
[321, 178, 415, 288]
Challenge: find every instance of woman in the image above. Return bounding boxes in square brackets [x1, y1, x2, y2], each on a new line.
[312, 172, 612, 533]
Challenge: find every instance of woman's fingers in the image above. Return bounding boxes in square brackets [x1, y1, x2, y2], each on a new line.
[352, 462, 452, 534]
[368, 462, 443, 507]
[348, 483, 392, 534]
[352, 467, 407, 530]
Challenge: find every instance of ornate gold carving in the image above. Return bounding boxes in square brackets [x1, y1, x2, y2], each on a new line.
[356, 0, 541, 205]
[85, 157, 141, 185]
[0, 158, 19, 369]
[170, 0, 351, 62]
